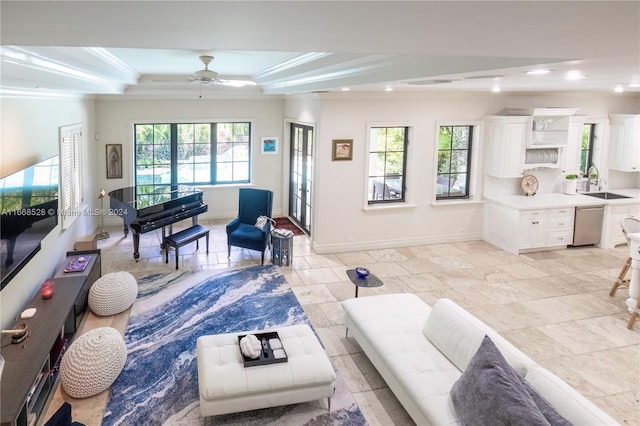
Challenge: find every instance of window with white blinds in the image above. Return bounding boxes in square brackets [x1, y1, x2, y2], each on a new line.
[60, 124, 82, 228]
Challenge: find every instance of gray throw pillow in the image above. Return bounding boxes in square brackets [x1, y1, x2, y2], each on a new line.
[450, 335, 550, 426]
[520, 377, 573, 426]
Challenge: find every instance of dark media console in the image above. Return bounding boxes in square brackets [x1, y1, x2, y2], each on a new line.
[0, 249, 101, 426]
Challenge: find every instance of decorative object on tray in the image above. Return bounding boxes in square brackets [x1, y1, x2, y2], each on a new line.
[355, 266, 370, 279]
[64, 255, 92, 273]
[521, 174, 539, 196]
[239, 334, 261, 359]
[238, 331, 288, 367]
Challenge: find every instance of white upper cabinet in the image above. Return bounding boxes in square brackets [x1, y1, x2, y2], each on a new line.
[608, 114, 640, 172]
[508, 107, 579, 148]
[528, 115, 571, 147]
[485, 116, 527, 178]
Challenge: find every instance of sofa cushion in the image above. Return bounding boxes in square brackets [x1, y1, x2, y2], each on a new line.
[422, 298, 536, 376]
[525, 366, 619, 426]
[451, 336, 550, 426]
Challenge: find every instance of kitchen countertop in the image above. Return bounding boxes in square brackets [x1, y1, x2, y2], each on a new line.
[485, 188, 640, 210]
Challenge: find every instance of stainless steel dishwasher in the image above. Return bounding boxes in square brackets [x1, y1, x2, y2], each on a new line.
[573, 205, 605, 246]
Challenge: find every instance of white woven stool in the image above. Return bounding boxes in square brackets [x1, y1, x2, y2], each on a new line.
[60, 327, 127, 398]
[89, 271, 138, 316]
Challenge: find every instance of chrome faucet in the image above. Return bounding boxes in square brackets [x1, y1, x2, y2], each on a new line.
[587, 164, 599, 192]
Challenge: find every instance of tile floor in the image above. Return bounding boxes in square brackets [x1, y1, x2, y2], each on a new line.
[44, 219, 640, 426]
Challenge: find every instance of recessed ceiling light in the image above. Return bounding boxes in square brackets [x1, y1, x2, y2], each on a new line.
[526, 69, 551, 75]
[491, 84, 501, 93]
[385, 85, 393, 92]
[565, 71, 586, 80]
[341, 87, 350, 91]
[614, 85, 624, 93]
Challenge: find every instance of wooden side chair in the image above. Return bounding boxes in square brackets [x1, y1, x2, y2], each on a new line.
[609, 216, 640, 330]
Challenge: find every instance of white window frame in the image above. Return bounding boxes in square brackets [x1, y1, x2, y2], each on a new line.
[432, 120, 482, 205]
[59, 124, 83, 229]
[363, 122, 416, 211]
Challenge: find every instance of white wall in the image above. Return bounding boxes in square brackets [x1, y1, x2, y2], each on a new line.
[1, 97, 96, 329]
[306, 91, 639, 253]
[95, 98, 286, 221]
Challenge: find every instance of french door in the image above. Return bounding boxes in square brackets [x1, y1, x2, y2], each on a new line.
[289, 123, 313, 235]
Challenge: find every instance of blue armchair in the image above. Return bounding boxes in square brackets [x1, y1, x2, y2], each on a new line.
[226, 188, 274, 264]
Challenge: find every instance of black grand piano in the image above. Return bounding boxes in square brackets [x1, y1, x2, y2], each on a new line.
[108, 186, 208, 260]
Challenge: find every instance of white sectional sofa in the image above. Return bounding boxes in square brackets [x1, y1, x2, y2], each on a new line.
[342, 294, 619, 426]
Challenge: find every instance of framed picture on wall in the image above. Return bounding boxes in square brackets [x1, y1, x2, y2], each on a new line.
[261, 137, 278, 155]
[332, 139, 353, 161]
[106, 144, 123, 179]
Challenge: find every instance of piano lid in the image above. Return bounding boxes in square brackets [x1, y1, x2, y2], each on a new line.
[108, 186, 204, 210]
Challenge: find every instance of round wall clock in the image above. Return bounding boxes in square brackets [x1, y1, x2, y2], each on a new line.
[521, 175, 538, 196]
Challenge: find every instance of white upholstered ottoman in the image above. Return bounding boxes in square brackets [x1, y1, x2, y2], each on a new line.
[196, 323, 336, 417]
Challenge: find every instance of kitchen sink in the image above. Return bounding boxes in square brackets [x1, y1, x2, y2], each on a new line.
[583, 192, 631, 200]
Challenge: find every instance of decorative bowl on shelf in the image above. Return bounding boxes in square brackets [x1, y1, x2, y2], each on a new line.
[355, 267, 370, 279]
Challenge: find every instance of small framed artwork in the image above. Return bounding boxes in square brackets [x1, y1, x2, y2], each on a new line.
[106, 144, 123, 179]
[260, 137, 279, 155]
[332, 139, 353, 161]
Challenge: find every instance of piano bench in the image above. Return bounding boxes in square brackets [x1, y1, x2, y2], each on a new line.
[164, 225, 210, 270]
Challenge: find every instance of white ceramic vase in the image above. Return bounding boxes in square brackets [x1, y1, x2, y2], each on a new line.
[563, 179, 577, 195]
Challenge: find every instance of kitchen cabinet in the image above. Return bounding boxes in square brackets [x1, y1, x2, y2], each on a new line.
[609, 114, 640, 172]
[546, 208, 575, 246]
[483, 202, 519, 251]
[485, 116, 527, 178]
[528, 115, 571, 147]
[485, 110, 578, 177]
[519, 210, 546, 249]
[483, 203, 575, 254]
[600, 202, 640, 249]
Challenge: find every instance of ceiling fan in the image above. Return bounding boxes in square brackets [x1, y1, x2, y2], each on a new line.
[188, 55, 255, 87]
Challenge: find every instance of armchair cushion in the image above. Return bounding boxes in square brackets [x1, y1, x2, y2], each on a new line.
[229, 223, 269, 252]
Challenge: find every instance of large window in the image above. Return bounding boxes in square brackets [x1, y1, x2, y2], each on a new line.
[367, 126, 408, 203]
[436, 125, 472, 199]
[134, 122, 250, 192]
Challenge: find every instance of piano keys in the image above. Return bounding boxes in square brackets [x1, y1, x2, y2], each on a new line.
[108, 186, 208, 260]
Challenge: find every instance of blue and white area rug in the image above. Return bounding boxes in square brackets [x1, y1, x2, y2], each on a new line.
[103, 265, 367, 426]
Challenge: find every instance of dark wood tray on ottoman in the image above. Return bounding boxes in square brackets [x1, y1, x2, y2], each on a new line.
[237, 331, 288, 367]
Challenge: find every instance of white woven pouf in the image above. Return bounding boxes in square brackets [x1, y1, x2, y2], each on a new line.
[89, 271, 138, 316]
[60, 327, 127, 398]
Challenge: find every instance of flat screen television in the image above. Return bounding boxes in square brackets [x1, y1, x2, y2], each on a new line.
[0, 156, 59, 290]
